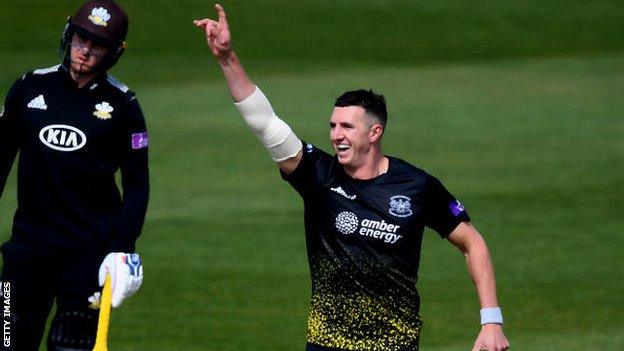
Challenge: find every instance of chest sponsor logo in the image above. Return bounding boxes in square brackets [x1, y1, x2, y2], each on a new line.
[449, 200, 466, 217]
[27, 95, 48, 110]
[93, 101, 113, 120]
[335, 211, 402, 244]
[331, 186, 356, 200]
[39, 124, 87, 152]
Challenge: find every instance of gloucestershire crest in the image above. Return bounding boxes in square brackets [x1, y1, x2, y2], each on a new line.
[389, 195, 413, 217]
[93, 101, 114, 120]
[88, 7, 111, 27]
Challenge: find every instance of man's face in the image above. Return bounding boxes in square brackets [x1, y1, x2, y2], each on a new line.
[330, 106, 382, 170]
[69, 33, 108, 77]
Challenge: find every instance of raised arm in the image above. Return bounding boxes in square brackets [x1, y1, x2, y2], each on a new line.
[194, 4, 302, 174]
[447, 222, 510, 351]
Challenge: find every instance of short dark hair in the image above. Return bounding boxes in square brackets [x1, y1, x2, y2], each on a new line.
[334, 89, 388, 127]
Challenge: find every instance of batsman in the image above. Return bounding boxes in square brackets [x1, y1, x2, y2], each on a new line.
[0, 1, 148, 350]
[196, 4, 510, 351]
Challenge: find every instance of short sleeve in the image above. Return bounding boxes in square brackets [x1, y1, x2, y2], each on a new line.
[280, 141, 335, 198]
[424, 175, 470, 238]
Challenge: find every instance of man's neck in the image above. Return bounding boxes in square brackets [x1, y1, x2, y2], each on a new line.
[344, 152, 389, 180]
[70, 70, 99, 89]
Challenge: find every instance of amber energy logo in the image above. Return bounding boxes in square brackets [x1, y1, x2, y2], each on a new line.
[335, 211, 403, 244]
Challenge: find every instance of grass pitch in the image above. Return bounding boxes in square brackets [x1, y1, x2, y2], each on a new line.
[0, 1, 623, 350]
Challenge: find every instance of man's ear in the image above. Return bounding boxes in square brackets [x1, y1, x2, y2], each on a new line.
[370, 124, 384, 144]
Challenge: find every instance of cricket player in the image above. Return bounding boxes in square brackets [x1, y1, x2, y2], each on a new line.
[0, 1, 148, 349]
[195, 4, 509, 351]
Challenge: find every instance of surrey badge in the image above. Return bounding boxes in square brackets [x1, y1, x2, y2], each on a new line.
[88, 7, 111, 27]
[87, 291, 101, 309]
[93, 101, 113, 120]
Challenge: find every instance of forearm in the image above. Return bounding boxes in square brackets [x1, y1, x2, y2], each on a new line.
[449, 223, 500, 308]
[464, 236, 499, 308]
[466, 237, 509, 349]
[218, 52, 255, 102]
[113, 182, 149, 252]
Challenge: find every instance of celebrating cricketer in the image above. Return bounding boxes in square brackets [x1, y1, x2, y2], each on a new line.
[195, 4, 509, 351]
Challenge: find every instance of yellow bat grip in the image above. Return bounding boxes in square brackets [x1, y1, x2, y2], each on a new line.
[93, 273, 112, 351]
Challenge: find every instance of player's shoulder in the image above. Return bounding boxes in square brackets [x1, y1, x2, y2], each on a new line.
[389, 156, 430, 179]
[302, 141, 332, 159]
[18, 64, 62, 84]
[102, 74, 138, 102]
[387, 156, 445, 188]
[5, 64, 61, 97]
[29, 64, 61, 76]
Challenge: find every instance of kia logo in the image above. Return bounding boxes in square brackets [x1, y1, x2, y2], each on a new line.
[39, 124, 87, 152]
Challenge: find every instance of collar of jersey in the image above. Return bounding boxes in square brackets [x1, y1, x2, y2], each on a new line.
[337, 156, 393, 184]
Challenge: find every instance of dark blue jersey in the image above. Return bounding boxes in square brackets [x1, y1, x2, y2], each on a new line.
[282, 142, 469, 351]
[0, 65, 149, 252]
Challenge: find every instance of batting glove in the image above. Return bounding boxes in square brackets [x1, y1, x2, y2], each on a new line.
[98, 252, 144, 308]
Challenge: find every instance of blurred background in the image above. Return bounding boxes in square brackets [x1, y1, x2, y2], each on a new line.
[1, 1, 623, 350]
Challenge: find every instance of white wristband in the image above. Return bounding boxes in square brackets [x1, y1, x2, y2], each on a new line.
[480, 307, 504, 325]
[234, 86, 302, 161]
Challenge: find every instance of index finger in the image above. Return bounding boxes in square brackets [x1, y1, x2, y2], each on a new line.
[215, 3, 229, 27]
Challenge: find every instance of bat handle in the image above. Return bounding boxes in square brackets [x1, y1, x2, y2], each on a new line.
[93, 273, 112, 351]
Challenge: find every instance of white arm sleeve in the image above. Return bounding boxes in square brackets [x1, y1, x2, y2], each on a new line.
[234, 86, 302, 161]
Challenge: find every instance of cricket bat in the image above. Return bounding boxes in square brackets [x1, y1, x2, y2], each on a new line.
[93, 273, 112, 351]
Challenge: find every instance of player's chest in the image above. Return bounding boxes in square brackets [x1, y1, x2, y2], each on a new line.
[18, 88, 122, 151]
[319, 180, 426, 247]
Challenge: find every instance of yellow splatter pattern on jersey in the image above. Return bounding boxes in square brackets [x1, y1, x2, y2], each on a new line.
[306, 253, 422, 350]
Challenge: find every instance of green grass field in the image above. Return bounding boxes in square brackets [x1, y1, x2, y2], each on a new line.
[1, 1, 623, 350]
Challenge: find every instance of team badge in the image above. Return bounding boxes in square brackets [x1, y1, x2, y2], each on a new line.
[88, 7, 111, 27]
[93, 101, 113, 120]
[87, 291, 101, 309]
[389, 195, 413, 217]
[449, 200, 466, 217]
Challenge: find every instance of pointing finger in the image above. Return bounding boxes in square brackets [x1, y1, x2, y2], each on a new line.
[215, 4, 229, 27]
